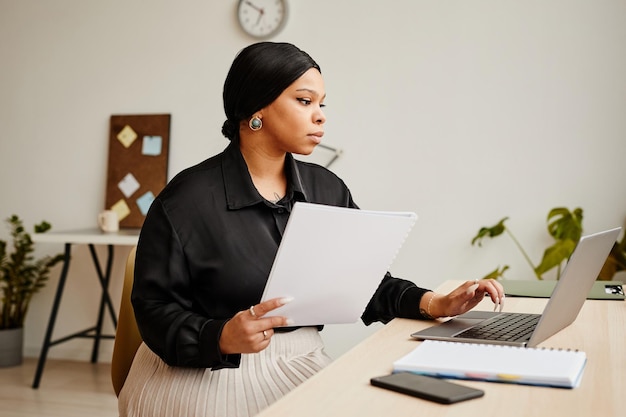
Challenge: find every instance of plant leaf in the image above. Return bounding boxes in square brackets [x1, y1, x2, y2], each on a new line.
[534, 239, 577, 277]
[471, 217, 509, 247]
[479, 265, 509, 280]
[34, 221, 52, 234]
[598, 243, 626, 280]
[546, 207, 583, 242]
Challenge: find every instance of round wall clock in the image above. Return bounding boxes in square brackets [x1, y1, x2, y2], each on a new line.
[237, 0, 288, 39]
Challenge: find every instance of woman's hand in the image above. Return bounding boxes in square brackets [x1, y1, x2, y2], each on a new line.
[425, 279, 505, 319]
[219, 297, 293, 354]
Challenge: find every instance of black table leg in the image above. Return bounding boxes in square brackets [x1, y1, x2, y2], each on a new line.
[32, 243, 72, 389]
[88, 244, 116, 363]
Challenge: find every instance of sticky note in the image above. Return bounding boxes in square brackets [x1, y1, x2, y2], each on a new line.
[117, 125, 138, 148]
[142, 136, 162, 156]
[111, 199, 131, 221]
[118, 173, 140, 198]
[136, 191, 155, 216]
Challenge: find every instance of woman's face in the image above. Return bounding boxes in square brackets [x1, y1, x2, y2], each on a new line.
[259, 68, 326, 156]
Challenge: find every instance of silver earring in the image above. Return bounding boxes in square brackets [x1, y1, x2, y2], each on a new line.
[249, 116, 262, 131]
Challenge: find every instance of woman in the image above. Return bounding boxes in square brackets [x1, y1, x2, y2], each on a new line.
[120, 42, 504, 417]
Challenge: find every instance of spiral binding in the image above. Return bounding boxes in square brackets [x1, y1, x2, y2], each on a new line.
[445, 340, 579, 352]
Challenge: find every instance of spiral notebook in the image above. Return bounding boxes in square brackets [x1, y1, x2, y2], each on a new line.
[393, 340, 587, 388]
[261, 202, 417, 326]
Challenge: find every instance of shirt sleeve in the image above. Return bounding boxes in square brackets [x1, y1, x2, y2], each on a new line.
[360, 272, 432, 325]
[131, 199, 241, 369]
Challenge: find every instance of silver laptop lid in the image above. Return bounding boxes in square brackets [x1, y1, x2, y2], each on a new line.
[527, 227, 621, 346]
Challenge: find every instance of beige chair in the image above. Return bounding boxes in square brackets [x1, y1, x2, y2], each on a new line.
[111, 246, 143, 397]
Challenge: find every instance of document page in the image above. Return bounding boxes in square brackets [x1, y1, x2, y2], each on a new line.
[261, 202, 417, 326]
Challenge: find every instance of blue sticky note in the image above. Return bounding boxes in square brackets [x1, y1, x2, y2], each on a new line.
[136, 191, 155, 216]
[142, 136, 162, 156]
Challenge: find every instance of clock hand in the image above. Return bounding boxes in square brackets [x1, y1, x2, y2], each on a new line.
[244, 0, 264, 26]
[256, 8, 265, 25]
[244, 0, 262, 13]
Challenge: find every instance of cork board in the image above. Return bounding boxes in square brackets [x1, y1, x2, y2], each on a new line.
[105, 114, 171, 228]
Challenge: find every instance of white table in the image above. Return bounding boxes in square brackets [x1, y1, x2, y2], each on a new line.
[31, 228, 139, 388]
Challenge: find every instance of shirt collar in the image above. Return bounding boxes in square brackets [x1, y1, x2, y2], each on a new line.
[222, 141, 309, 210]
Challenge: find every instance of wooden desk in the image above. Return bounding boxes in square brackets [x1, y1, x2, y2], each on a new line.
[30, 228, 139, 388]
[257, 280, 625, 417]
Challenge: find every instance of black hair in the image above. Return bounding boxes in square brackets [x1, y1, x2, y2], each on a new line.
[221, 42, 321, 141]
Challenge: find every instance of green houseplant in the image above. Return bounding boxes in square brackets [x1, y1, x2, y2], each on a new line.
[471, 207, 625, 281]
[0, 215, 63, 367]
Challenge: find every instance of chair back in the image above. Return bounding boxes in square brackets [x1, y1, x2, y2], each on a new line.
[111, 246, 143, 397]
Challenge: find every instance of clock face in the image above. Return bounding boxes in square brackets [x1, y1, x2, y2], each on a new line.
[237, 0, 287, 39]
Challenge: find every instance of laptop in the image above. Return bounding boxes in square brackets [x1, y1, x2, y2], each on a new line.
[411, 227, 621, 347]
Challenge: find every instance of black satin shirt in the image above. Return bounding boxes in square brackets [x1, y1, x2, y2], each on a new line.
[132, 141, 431, 370]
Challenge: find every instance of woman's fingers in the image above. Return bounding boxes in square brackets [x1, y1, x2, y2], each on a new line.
[469, 279, 505, 312]
[220, 297, 294, 354]
[250, 297, 293, 317]
[249, 297, 294, 327]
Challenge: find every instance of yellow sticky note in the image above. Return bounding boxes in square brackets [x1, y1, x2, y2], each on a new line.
[110, 199, 131, 221]
[117, 125, 138, 148]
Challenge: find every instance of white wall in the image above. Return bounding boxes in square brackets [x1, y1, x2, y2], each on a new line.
[1, 0, 625, 363]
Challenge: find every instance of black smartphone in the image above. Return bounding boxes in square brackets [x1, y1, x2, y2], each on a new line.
[370, 372, 484, 404]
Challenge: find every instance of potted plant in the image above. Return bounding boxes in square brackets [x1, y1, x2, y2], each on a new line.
[0, 215, 63, 367]
[471, 207, 625, 281]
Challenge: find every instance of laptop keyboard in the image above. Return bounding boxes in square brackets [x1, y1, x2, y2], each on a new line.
[455, 313, 541, 342]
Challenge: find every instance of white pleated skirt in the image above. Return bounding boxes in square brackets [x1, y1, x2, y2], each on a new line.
[118, 327, 332, 417]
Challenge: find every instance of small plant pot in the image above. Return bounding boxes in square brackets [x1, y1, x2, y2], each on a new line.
[0, 327, 24, 367]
